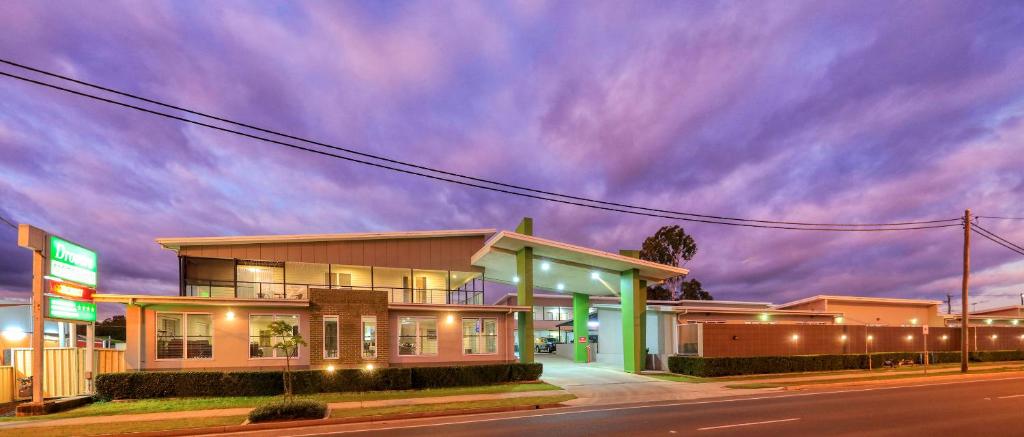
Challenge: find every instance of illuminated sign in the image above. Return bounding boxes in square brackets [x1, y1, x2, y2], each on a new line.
[48, 236, 97, 287]
[47, 296, 97, 322]
[50, 282, 96, 301]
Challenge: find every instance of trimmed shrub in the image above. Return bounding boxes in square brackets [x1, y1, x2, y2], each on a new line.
[96, 363, 542, 400]
[668, 350, 1024, 377]
[248, 400, 327, 423]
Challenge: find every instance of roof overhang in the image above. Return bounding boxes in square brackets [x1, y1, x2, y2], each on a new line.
[471, 231, 688, 297]
[388, 303, 531, 313]
[776, 295, 942, 309]
[94, 294, 310, 308]
[156, 229, 497, 251]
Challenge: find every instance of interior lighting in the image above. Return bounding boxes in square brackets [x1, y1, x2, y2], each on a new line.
[540, 262, 550, 271]
[2, 327, 26, 342]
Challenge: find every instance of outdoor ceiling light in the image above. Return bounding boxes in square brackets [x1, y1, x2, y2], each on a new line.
[556, 283, 565, 291]
[540, 261, 550, 271]
[590, 271, 599, 280]
[588, 321, 599, 329]
[512, 276, 520, 283]
[2, 327, 26, 342]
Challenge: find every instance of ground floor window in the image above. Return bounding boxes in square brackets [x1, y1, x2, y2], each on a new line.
[250, 314, 300, 358]
[323, 316, 339, 359]
[398, 317, 437, 356]
[463, 318, 497, 355]
[362, 316, 377, 359]
[156, 313, 213, 359]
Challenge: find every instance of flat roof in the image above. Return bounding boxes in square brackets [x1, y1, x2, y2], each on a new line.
[595, 303, 842, 317]
[970, 305, 1023, 315]
[94, 294, 310, 308]
[471, 231, 688, 297]
[156, 229, 497, 250]
[776, 295, 942, 309]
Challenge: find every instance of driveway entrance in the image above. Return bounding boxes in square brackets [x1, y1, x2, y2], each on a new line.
[537, 354, 760, 405]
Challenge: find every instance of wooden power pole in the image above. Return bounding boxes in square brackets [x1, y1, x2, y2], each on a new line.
[961, 209, 971, 373]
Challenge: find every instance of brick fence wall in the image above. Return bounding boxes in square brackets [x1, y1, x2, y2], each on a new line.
[308, 288, 389, 368]
[700, 324, 1024, 357]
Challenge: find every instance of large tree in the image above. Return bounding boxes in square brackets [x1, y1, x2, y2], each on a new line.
[639, 225, 712, 301]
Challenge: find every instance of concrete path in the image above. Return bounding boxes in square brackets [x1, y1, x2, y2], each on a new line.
[0, 389, 569, 429]
[536, 355, 762, 405]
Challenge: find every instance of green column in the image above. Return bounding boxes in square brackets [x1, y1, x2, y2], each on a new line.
[572, 293, 590, 363]
[516, 217, 534, 364]
[621, 268, 646, 373]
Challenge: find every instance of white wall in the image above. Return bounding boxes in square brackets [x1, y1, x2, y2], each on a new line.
[597, 307, 623, 367]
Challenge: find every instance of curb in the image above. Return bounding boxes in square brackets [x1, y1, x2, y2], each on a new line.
[103, 402, 568, 437]
[779, 369, 1024, 390]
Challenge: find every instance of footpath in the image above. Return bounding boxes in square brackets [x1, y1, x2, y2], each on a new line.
[0, 388, 569, 430]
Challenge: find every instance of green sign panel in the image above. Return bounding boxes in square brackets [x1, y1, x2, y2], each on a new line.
[47, 296, 97, 322]
[48, 235, 97, 287]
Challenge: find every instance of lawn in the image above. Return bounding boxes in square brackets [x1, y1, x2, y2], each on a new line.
[4, 415, 246, 437]
[0, 382, 560, 422]
[330, 394, 576, 418]
[722, 365, 1024, 389]
[650, 361, 1024, 384]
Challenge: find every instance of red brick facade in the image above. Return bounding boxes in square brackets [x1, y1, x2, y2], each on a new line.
[308, 288, 389, 369]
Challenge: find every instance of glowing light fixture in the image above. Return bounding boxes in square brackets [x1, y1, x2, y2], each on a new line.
[941, 335, 949, 341]
[326, 365, 336, 372]
[909, 318, 918, 325]
[791, 334, 799, 341]
[867, 335, 874, 341]
[590, 271, 599, 280]
[906, 334, 913, 341]
[540, 262, 550, 271]
[366, 363, 375, 371]
[1014, 320, 1020, 326]
[759, 313, 770, 322]
[446, 314, 454, 324]
[225, 311, 235, 320]
[840, 334, 847, 341]
[588, 321, 599, 329]
[834, 316, 844, 324]
[2, 327, 26, 342]
[556, 283, 565, 291]
[986, 319, 993, 325]
[992, 334, 998, 340]
[512, 276, 520, 283]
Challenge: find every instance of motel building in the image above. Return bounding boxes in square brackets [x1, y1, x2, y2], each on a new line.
[93, 218, 686, 374]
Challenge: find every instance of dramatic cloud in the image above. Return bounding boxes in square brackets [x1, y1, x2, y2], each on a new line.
[1, 1, 1023, 313]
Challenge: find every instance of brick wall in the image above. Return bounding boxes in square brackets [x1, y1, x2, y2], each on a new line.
[700, 324, 1024, 357]
[308, 288, 389, 368]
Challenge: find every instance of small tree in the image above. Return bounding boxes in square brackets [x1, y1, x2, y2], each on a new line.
[680, 278, 713, 301]
[268, 320, 306, 400]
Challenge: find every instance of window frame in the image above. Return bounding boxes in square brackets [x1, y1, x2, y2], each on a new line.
[248, 313, 301, 360]
[362, 315, 378, 359]
[154, 311, 214, 361]
[323, 315, 339, 360]
[397, 316, 438, 356]
[462, 317, 498, 356]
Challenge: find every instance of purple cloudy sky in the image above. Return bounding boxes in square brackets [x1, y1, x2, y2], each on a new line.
[1, 1, 1023, 314]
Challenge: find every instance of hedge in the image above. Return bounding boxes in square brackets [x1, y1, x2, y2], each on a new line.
[248, 400, 327, 423]
[96, 362, 543, 400]
[668, 350, 1024, 377]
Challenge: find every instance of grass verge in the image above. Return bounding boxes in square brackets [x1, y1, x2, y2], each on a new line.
[330, 394, 576, 419]
[4, 415, 245, 437]
[0, 382, 559, 423]
[723, 365, 1024, 389]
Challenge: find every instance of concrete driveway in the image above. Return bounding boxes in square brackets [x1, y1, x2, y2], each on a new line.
[536, 354, 766, 405]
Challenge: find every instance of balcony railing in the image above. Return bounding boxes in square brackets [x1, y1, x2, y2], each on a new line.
[184, 280, 484, 305]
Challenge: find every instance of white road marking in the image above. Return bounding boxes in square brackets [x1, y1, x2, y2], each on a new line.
[997, 394, 1024, 399]
[697, 418, 800, 431]
[216, 375, 1024, 436]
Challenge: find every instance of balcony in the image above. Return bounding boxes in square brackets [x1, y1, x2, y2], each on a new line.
[184, 279, 483, 305]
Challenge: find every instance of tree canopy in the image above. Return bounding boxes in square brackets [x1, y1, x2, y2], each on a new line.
[639, 225, 712, 301]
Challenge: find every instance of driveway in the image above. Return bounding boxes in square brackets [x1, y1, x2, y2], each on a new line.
[536, 354, 766, 405]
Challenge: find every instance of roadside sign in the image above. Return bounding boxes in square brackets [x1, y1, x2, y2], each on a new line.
[922, 326, 929, 335]
[49, 281, 96, 301]
[46, 296, 97, 322]
[578, 336, 587, 343]
[48, 235, 97, 287]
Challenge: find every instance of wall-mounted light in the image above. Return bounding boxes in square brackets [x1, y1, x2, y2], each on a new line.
[791, 334, 799, 341]
[540, 262, 551, 271]
[867, 335, 874, 341]
[512, 276, 520, 283]
[991, 334, 998, 340]
[556, 283, 565, 291]
[225, 311, 235, 320]
[834, 316, 844, 324]
[446, 314, 454, 324]
[840, 334, 848, 342]
[941, 335, 949, 341]
[910, 318, 918, 325]
[2, 327, 26, 342]
[906, 334, 913, 341]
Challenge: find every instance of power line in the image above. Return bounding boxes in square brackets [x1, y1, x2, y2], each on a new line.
[0, 212, 16, 229]
[978, 216, 1024, 220]
[971, 227, 1024, 257]
[0, 58, 962, 229]
[974, 224, 1024, 253]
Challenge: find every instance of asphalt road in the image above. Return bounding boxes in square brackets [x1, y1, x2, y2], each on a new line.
[222, 375, 1024, 437]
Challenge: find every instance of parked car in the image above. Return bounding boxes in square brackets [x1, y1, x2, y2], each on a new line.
[535, 338, 557, 353]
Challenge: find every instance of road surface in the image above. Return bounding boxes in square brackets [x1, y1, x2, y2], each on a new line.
[220, 375, 1024, 436]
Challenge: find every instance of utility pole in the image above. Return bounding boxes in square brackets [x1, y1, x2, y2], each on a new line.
[1019, 292, 1023, 307]
[946, 294, 952, 315]
[961, 209, 971, 374]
